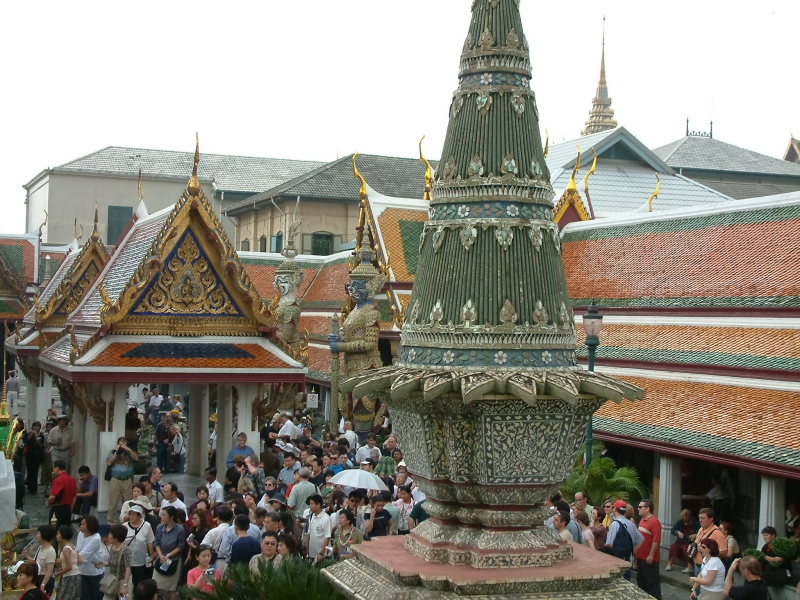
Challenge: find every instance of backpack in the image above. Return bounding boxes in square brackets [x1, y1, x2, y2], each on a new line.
[610, 520, 633, 560]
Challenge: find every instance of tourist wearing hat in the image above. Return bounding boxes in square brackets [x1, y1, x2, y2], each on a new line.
[269, 493, 289, 513]
[47, 414, 74, 473]
[120, 484, 153, 522]
[603, 499, 644, 579]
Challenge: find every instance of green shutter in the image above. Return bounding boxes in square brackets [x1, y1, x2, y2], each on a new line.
[107, 205, 133, 245]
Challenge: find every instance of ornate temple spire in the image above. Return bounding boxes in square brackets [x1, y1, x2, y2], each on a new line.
[581, 19, 617, 136]
[400, 0, 574, 371]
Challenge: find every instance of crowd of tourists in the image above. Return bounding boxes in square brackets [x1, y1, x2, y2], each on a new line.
[7, 392, 800, 600]
[550, 491, 799, 599]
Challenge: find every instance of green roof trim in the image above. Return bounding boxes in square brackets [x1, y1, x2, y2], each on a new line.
[577, 346, 800, 372]
[0, 246, 25, 275]
[570, 296, 800, 309]
[564, 204, 800, 243]
[399, 220, 424, 276]
[594, 417, 800, 468]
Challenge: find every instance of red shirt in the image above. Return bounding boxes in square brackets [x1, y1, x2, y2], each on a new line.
[51, 471, 77, 507]
[635, 514, 662, 562]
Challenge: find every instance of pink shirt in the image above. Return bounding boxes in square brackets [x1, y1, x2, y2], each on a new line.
[187, 566, 221, 591]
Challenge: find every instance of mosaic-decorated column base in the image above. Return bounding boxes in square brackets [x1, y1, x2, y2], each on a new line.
[322, 536, 653, 599]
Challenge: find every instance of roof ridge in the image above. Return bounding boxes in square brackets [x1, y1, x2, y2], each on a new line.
[59, 145, 326, 166]
[226, 155, 355, 213]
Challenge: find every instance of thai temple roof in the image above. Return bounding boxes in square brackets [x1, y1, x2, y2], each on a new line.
[14, 143, 306, 383]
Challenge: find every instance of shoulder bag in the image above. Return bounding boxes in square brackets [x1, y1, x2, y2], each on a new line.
[99, 546, 124, 596]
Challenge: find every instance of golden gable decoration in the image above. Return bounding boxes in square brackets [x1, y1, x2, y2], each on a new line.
[36, 209, 109, 327]
[100, 138, 275, 336]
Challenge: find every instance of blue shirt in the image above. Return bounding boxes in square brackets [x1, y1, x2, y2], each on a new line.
[229, 536, 261, 566]
[226, 444, 256, 468]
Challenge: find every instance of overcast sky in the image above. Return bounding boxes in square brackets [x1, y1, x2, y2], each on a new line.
[3, 0, 798, 234]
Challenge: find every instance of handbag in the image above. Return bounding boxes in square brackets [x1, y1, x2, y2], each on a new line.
[100, 545, 125, 596]
[104, 463, 113, 482]
[155, 557, 179, 576]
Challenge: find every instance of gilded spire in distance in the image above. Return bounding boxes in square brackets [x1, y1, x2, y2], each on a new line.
[187, 133, 201, 197]
[582, 18, 617, 135]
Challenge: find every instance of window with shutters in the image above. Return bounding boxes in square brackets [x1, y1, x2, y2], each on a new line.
[259, 235, 267, 252]
[271, 232, 283, 253]
[240, 239, 250, 251]
[107, 205, 133, 245]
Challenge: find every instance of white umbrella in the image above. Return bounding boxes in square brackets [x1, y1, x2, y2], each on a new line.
[329, 469, 389, 491]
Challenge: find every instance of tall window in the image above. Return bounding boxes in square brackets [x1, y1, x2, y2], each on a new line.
[240, 239, 250, 251]
[259, 235, 267, 252]
[107, 205, 133, 245]
[311, 231, 334, 256]
[271, 232, 283, 253]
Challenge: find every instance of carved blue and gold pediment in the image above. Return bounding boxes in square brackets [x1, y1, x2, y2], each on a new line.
[36, 224, 109, 327]
[129, 228, 243, 318]
[99, 141, 274, 337]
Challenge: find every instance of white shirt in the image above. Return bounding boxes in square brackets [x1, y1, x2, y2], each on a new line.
[342, 430, 358, 449]
[76, 532, 104, 576]
[306, 511, 331, 558]
[278, 420, 300, 440]
[161, 498, 187, 514]
[699, 556, 726, 592]
[171, 432, 186, 456]
[125, 520, 155, 566]
[355, 444, 377, 464]
[206, 480, 224, 505]
[203, 522, 230, 554]
[148, 395, 162, 409]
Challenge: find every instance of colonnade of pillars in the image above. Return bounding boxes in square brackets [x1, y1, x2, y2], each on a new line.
[19, 379, 264, 517]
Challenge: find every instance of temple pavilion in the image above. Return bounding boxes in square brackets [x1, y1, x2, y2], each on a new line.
[5, 143, 306, 514]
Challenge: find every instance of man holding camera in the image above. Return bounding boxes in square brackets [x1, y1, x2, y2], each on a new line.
[107, 436, 138, 524]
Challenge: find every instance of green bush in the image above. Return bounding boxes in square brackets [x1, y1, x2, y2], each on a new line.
[770, 536, 798, 560]
[179, 559, 343, 600]
[742, 548, 765, 561]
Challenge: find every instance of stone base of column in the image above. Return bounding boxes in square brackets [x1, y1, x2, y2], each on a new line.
[323, 536, 652, 599]
[407, 519, 571, 568]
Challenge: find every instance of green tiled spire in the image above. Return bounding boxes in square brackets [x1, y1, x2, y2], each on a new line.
[400, 0, 575, 371]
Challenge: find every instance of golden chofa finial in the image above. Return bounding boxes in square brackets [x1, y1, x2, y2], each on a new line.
[137, 168, 144, 203]
[187, 133, 201, 197]
[543, 129, 550, 158]
[647, 173, 661, 212]
[419, 136, 434, 201]
[566, 145, 581, 192]
[74, 219, 84, 241]
[583, 148, 597, 191]
[90, 204, 100, 240]
[353, 153, 368, 252]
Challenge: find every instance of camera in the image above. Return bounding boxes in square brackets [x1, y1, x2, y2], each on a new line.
[204, 567, 215, 575]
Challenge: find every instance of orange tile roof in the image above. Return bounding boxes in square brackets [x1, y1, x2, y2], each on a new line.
[596, 375, 800, 452]
[577, 323, 800, 360]
[302, 262, 350, 303]
[307, 345, 333, 381]
[88, 341, 294, 369]
[563, 218, 800, 302]
[242, 263, 318, 303]
[377, 208, 427, 282]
